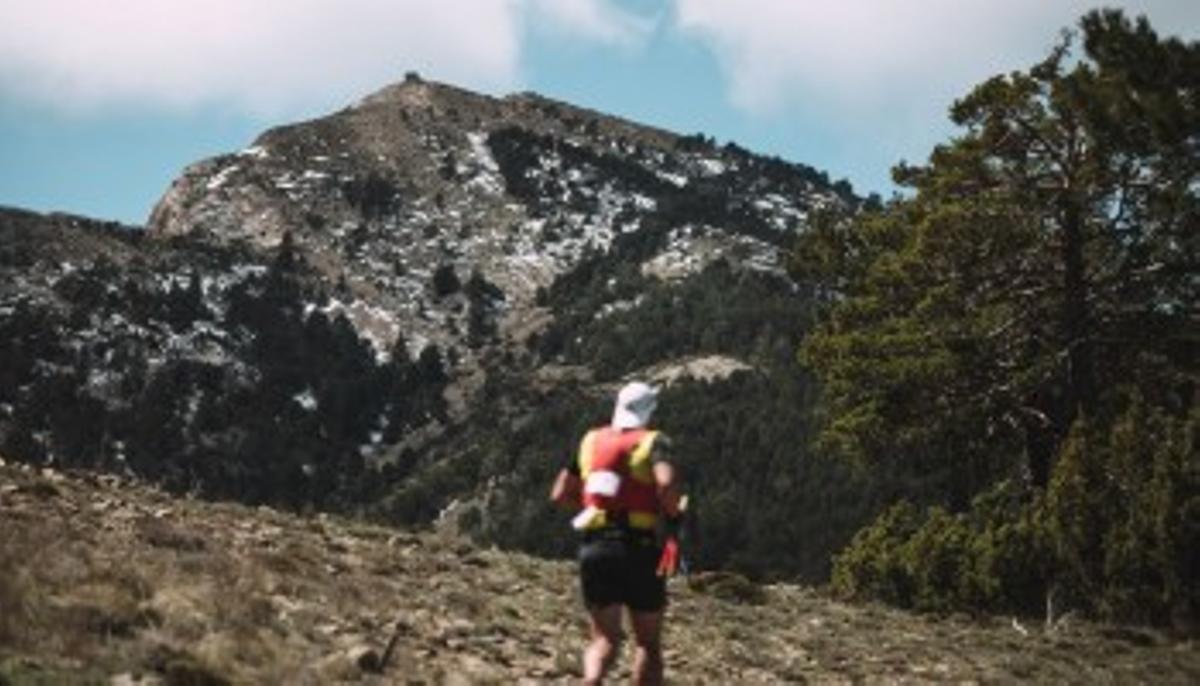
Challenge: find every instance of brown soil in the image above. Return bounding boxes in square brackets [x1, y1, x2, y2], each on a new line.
[1, 459, 1195, 684]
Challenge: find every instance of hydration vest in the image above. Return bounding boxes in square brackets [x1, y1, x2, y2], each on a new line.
[573, 426, 660, 532]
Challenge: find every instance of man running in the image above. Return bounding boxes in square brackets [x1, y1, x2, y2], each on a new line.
[550, 381, 683, 686]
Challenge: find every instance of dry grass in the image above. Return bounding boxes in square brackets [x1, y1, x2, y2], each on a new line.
[0, 534, 36, 647]
[1, 459, 1198, 684]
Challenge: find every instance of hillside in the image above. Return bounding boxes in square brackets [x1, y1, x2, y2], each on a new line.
[0, 76, 879, 584]
[3, 459, 1197, 684]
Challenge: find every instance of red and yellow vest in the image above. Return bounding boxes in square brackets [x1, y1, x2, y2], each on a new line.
[575, 427, 660, 532]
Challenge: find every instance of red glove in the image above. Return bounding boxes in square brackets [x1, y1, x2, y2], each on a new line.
[657, 536, 680, 577]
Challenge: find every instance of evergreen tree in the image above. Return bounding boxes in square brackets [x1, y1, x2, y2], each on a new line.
[807, 10, 1199, 624]
[798, 9, 1198, 494]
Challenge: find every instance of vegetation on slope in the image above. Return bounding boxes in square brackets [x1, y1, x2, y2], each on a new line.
[0, 231, 448, 511]
[796, 9, 1199, 626]
[3, 459, 1197, 684]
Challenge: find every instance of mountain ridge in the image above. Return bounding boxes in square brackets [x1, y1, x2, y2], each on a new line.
[4, 76, 870, 585]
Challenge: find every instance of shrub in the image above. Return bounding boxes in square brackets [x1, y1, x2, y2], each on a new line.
[904, 507, 971, 612]
[833, 492, 1049, 616]
[831, 501, 922, 607]
[431, 265, 460, 297]
[1044, 396, 1199, 625]
[833, 394, 1198, 626]
[341, 173, 399, 220]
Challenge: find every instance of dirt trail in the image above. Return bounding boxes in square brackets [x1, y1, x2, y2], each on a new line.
[1, 460, 1196, 684]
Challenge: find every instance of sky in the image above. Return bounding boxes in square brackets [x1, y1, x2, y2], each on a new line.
[1, 1, 1197, 226]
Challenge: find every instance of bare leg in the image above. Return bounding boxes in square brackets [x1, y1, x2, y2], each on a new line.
[584, 604, 624, 685]
[629, 609, 664, 686]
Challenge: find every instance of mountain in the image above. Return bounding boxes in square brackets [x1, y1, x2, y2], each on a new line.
[147, 75, 852, 370]
[0, 76, 879, 583]
[5, 458, 1196, 684]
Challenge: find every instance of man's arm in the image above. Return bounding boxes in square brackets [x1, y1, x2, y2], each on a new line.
[550, 468, 582, 509]
[653, 461, 682, 518]
[649, 433, 682, 517]
[652, 449, 686, 578]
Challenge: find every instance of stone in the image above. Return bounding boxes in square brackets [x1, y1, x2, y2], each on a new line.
[349, 645, 382, 672]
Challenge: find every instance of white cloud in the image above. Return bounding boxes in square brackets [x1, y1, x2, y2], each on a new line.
[526, 0, 657, 48]
[0, 0, 651, 115]
[673, 0, 1200, 116]
[671, 0, 1200, 192]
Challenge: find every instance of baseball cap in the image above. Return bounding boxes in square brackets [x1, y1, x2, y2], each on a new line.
[612, 381, 658, 429]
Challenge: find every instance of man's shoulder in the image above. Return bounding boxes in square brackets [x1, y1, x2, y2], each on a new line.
[647, 431, 674, 462]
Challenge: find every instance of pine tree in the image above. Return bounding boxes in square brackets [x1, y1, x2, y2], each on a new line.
[798, 9, 1198, 494]
[810, 10, 1198, 624]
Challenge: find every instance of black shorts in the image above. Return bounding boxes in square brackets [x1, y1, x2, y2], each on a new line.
[578, 535, 666, 613]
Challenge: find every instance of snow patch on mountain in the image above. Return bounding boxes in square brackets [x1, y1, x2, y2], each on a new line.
[639, 354, 754, 386]
[238, 145, 269, 159]
[642, 225, 784, 282]
[206, 165, 240, 191]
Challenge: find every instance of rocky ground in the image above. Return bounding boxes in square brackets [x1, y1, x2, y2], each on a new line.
[1, 457, 1196, 685]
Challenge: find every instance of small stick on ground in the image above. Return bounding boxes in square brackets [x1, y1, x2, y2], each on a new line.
[378, 619, 408, 672]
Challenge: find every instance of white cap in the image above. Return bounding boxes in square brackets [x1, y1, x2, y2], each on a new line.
[612, 381, 658, 429]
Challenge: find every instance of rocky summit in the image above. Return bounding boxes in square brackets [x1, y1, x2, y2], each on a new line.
[146, 75, 847, 368]
[3, 458, 1197, 684]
